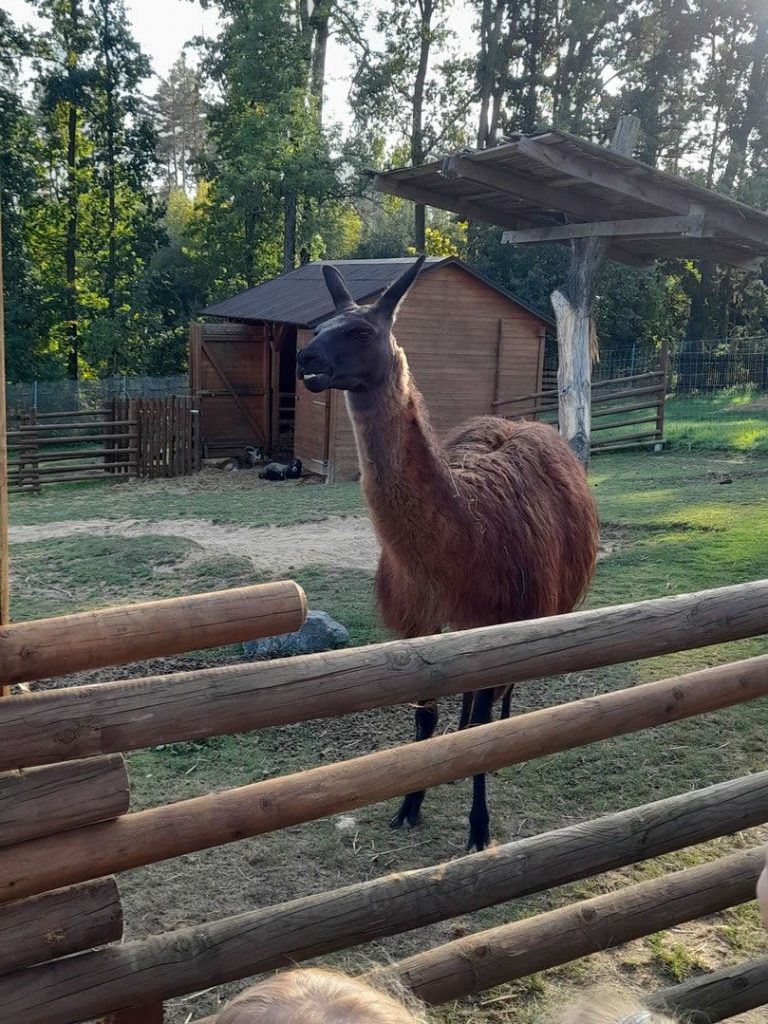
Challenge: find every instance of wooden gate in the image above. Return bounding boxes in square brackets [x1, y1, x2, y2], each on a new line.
[189, 322, 270, 458]
[293, 328, 330, 476]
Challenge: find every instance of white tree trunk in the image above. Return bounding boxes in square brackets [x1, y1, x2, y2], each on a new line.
[552, 289, 592, 467]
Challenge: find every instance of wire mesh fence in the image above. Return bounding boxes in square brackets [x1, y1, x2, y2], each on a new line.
[5, 375, 189, 418]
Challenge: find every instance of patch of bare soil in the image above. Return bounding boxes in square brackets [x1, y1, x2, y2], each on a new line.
[9, 517, 624, 575]
[9, 515, 381, 574]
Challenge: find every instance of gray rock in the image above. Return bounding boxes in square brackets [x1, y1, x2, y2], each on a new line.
[243, 609, 351, 660]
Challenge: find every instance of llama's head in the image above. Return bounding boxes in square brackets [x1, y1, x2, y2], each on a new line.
[296, 256, 425, 393]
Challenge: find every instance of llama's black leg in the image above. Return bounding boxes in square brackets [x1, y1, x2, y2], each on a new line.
[390, 698, 438, 830]
[499, 685, 513, 720]
[467, 687, 495, 852]
[458, 691, 474, 730]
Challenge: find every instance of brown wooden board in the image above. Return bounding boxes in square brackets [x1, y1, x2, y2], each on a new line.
[193, 323, 269, 457]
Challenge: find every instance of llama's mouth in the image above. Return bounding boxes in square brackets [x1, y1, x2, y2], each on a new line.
[298, 369, 331, 392]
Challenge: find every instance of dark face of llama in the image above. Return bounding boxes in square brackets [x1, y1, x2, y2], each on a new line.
[297, 256, 425, 394]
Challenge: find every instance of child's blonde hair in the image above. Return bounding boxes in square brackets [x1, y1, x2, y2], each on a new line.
[215, 967, 427, 1024]
[552, 989, 676, 1024]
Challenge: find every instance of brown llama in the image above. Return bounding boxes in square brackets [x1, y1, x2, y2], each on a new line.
[297, 256, 599, 851]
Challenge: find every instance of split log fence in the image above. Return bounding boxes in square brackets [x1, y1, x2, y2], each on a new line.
[496, 343, 670, 454]
[6, 396, 199, 492]
[1, 578, 768, 1023]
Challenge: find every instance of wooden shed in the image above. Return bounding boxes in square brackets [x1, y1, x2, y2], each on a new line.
[196, 258, 553, 481]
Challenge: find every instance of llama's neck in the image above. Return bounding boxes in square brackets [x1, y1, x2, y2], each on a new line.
[345, 344, 464, 566]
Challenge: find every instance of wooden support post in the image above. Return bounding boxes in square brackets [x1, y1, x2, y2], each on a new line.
[0, 205, 8, 696]
[0, 579, 306, 687]
[380, 847, 764, 1005]
[655, 336, 671, 445]
[4, 770, 768, 1023]
[2, 578, 768, 771]
[0, 878, 122, 974]
[552, 114, 641, 466]
[3, 653, 768, 903]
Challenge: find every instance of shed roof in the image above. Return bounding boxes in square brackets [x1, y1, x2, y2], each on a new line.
[372, 129, 768, 270]
[202, 257, 554, 329]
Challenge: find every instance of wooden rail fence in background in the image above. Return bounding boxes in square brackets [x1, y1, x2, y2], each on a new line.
[7, 396, 199, 492]
[497, 342, 670, 454]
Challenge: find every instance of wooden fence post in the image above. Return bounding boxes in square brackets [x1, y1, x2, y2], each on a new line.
[0, 206, 8, 696]
[655, 336, 671, 446]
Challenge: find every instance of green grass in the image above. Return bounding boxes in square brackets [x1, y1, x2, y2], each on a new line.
[8, 451, 768, 1022]
[665, 389, 768, 454]
[8, 472, 366, 528]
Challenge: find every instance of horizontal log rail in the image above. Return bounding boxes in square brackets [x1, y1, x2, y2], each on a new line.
[9, 461, 136, 479]
[590, 384, 665, 406]
[591, 415, 660, 432]
[3, 770, 767, 1023]
[2, 579, 768, 771]
[2, 653, 768, 903]
[653, 954, 768, 1023]
[6, 419, 135, 435]
[592, 398, 664, 419]
[0, 755, 129, 848]
[6, 447, 138, 464]
[381, 847, 764, 1004]
[493, 370, 664, 409]
[0, 580, 307, 686]
[0, 878, 122, 976]
[7, 431, 136, 449]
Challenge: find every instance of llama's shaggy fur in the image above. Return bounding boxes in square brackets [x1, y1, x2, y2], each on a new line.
[353, 348, 598, 638]
[297, 257, 599, 850]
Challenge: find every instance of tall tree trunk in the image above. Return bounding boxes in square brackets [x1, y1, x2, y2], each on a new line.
[476, 0, 504, 148]
[411, 0, 433, 251]
[552, 115, 640, 467]
[310, 0, 332, 116]
[66, 86, 78, 381]
[99, 0, 118, 373]
[685, 13, 767, 355]
[283, 192, 297, 273]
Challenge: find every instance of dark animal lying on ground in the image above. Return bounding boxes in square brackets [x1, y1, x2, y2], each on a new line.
[218, 446, 263, 472]
[259, 458, 302, 481]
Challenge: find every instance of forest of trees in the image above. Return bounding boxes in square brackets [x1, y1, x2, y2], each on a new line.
[0, 0, 766, 382]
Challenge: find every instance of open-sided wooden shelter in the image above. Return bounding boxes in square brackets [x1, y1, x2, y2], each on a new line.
[195, 257, 553, 481]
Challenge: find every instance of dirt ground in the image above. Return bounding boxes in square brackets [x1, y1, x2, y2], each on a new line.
[8, 515, 622, 575]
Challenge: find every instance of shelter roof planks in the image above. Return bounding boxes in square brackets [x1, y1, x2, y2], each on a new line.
[372, 127, 768, 271]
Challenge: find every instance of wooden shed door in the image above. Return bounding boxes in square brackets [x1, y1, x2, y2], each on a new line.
[189, 322, 270, 458]
[495, 319, 546, 415]
[293, 328, 330, 475]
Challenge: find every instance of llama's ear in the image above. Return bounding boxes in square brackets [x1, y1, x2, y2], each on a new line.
[322, 265, 355, 312]
[372, 255, 426, 323]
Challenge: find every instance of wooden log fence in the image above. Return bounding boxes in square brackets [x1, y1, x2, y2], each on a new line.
[0, 755, 129, 847]
[7, 396, 199, 491]
[0, 878, 122, 974]
[0, 579, 306, 686]
[1, 578, 767, 770]
[2, 577, 768, 1021]
[653, 954, 768, 1023]
[380, 847, 764, 1005]
[3, 769, 767, 1023]
[4, 651, 768, 904]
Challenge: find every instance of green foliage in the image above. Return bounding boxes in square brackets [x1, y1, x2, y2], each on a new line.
[1, 0, 767, 386]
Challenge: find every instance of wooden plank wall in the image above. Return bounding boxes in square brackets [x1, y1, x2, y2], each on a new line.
[329, 265, 546, 481]
[294, 328, 331, 476]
